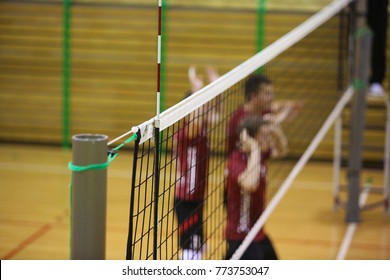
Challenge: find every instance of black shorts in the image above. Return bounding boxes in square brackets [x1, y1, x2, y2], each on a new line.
[225, 235, 278, 260]
[174, 199, 204, 250]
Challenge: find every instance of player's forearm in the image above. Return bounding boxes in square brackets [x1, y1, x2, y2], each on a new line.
[238, 147, 261, 192]
[269, 102, 292, 124]
[271, 126, 288, 158]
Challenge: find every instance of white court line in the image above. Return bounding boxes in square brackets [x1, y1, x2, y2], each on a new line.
[336, 185, 371, 260]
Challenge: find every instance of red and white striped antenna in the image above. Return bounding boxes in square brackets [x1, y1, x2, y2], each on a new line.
[156, 0, 163, 121]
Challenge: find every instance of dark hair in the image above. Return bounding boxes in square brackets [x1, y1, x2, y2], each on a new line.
[237, 115, 269, 138]
[244, 74, 271, 101]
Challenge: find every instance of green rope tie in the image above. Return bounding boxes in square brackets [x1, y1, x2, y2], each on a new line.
[354, 27, 372, 38]
[68, 133, 137, 172]
[112, 133, 138, 151]
[68, 152, 118, 172]
[353, 79, 366, 91]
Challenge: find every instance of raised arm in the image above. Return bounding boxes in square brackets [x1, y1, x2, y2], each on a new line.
[237, 129, 261, 193]
[268, 100, 304, 124]
[205, 66, 222, 125]
[269, 124, 288, 158]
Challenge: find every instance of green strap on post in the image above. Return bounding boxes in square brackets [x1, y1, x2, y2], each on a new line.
[68, 133, 137, 172]
[112, 133, 138, 151]
[68, 153, 118, 172]
[354, 26, 371, 38]
[353, 79, 366, 91]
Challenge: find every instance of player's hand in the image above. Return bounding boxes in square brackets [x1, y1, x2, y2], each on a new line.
[188, 65, 204, 92]
[240, 129, 259, 153]
[206, 66, 219, 83]
[285, 101, 304, 122]
[269, 124, 288, 157]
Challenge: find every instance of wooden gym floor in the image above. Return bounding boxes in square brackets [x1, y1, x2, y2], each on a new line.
[0, 143, 388, 260]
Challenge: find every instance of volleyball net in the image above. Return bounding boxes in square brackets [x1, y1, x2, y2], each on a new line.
[125, 0, 355, 260]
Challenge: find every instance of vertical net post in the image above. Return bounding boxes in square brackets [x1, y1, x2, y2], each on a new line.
[346, 0, 370, 223]
[333, 8, 350, 210]
[126, 130, 141, 260]
[384, 99, 390, 212]
[153, 122, 161, 260]
[333, 116, 342, 209]
[70, 134, 108, 260]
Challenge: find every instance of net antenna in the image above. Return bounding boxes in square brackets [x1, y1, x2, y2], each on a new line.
[156, 0, 163, 120]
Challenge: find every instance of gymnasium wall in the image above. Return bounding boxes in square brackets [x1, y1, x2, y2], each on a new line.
[0, 0, 388, 163]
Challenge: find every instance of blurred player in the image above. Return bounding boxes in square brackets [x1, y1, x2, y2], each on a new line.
[225, 74, 301, 259]
[225, 115, 287, 259]
[227, 74, 301, 156]
[174, 65, 219, 260]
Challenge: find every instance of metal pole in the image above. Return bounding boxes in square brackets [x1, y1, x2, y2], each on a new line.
[71, 134, 108, 259]
[384, 97, 390, 212]
[346, 0, 370, 223]
[153, 124, 161, 260]
[333, 117, 342, 210]
[333, 8, 348, 211]
[126, 130, 141, 260]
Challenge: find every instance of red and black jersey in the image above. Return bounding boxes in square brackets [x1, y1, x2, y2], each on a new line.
[225, 149, 270, 241]
[227, 106, 271, 156]
[227, 106, 248, 156]
[174, 123, 209, 201]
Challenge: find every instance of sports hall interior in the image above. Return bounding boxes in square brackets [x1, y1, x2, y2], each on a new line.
[0, 0, 389, 260]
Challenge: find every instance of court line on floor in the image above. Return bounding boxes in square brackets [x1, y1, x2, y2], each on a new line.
[336, 185, 370, 260]
[277, 235, 390, 252]
[1, 209, 69, 260]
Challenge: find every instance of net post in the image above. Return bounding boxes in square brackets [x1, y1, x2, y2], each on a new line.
[333, 116, 342, 210]
[126, 129, 141, 260]
[70, 134, 108, 260]
[333, 6, 349, 211]
[384, 98, 390, 212]
[153, 119, 161, 260]
[346, 0, 370, 223]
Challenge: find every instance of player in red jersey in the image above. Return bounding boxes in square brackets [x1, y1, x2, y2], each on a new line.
[225, 115, 287, 259]
[174, 66, 219, 260]
[227, 74, 301, 156]
[225, 74, 301, 259]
